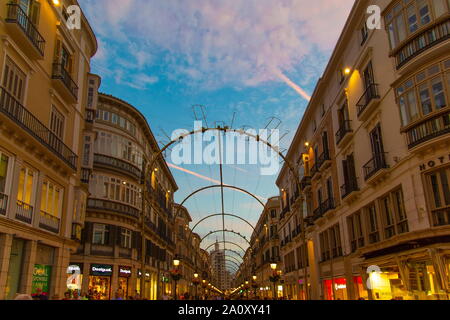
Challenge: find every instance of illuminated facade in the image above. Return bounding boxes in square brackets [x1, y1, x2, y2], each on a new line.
[0, 0, 97, 299]
[276, 0, 450, 300]
[69, 92, 178, 300]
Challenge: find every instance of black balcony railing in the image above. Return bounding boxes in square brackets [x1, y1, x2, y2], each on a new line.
[432, 207, 450, 227]
[5, 3, 45, 57]
[357, 83, 379, 117]
[395, 18, 450, 69]
[94, 154, 141, 179]
[52, 63, 79, 100]
[280, 205, 290, 219]
[81, 168, 90, 184]
[0, 193, 7, 216]
[363, 153, 388, 181]
[87, 199, 140, 219]
[38, 211, 60, 234]
[313, 198, 335, 221]
[317, 150, 331, 168]
[340, 178, 359, 199]
[300, 175, 311, 190]
[0, 87, 78, 169]
[406, 111, 450, 149]
[335, 120, 352, 145]
[16, 200, 33, 224]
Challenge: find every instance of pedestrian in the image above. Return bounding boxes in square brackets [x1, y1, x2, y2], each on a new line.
[72, 290, 81, 300]
[62, 292, 71, 300]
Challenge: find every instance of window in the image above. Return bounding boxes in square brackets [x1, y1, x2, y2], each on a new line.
[426, 165, 450, 226]
[120, 228, 132, 249]
[319, 224, 342, 261]
[87, 87, 95, 108]
[360, 22, 369, 45]
[18, 0, 40, 25]
[40, 180, 63, 218]
[17, 166, 35, 206]
[396, 60, 449, 126]
[50, 106, 65, 139]
[92, 224, 109, 245]
[384, 0, 448, 50]
[2, 57, 26, 103]
[90, 175, 141, 208]
[348, 211, 365, 252]
[83, 136, 91, 167]
[0, 152, 11, 195]
[365, 204, 380, 244]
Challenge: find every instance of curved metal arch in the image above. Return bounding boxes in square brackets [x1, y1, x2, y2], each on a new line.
[222, 255, 243, 266]
[201, 229, 250, 245]
[144, 126, 309, 298]
[223, 259, 241, 270]
[223, 262, 239, 271]
[175, 185, 265, 221]
[192, 213, 254, 235]
[204, 240, 247, 254]
[219, 249, 244, 260]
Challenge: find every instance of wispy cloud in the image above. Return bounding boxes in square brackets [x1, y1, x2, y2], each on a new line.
[80, 0, 354, 92]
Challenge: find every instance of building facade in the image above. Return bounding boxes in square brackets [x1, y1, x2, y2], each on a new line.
[276, 0, 450, 300]
[69, 92, 178, 300]
[0, 0, 97, 299]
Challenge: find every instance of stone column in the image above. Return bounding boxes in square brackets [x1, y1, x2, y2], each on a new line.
[6, 158, 22, 220]
[344, 256, 355, 300]
[81, 262, 90, 294]
[0, 234, 13, 300]
[111, 264, 119, 299]
[18, 240, 37, 295]
[51, 246, 71, 298]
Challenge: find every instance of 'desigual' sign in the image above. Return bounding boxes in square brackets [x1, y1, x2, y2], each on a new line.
[419, 154, 450, 171]
[90, 264, 113, 276]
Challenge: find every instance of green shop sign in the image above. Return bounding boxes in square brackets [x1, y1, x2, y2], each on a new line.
[32, 264, 52, 296]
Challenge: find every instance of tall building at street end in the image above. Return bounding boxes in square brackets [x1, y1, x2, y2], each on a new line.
[0, 0, 97, 299]
[276, 0, 450, 300]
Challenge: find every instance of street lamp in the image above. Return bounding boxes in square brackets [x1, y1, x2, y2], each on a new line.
[269, 262, 280, 300]
[170, 255, 181, 300]
[193, 273, 200, 300]
[252, 275, 258, 299]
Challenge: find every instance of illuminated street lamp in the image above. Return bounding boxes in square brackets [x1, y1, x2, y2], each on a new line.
[252, 275, 258, 299]
[192, 273, 200, 300]
[269, 262, 280, 300]
[170, 255, 182, 300]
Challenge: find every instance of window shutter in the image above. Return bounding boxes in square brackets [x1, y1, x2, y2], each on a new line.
[30, 1, 40, 26]
[116, 227, 122, 246]
[54, 39, 62, 63]
[107, 225, 115, 246]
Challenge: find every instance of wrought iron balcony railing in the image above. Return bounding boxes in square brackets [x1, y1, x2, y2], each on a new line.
[16, 200, 33, 224]
[363, 153, 388, 181]
[313, 198, 335, 221]
[52, 63, 79, 100]
[94, 154, 141, 179]
[0, 87, 78, 169]
[87, 198, 140, 219]
[356, 83, 380, 117]
[39, 211, 60, 234]
[335, 120, 352, 145]
[340, 178, 359, 199]
[5, 3, 45, 57]
[405, 110, 450, 149]
[0, 193, 7, 216]
[395, 18, 450, 69]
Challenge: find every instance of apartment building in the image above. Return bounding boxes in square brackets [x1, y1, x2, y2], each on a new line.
[276, 0, 450, 300]
[69, 92, 178, 300]
[0, 0, 97, 299]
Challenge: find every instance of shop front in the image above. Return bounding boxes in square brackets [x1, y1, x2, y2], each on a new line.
[89, 264, 113, 300]
[32, 244, 55, 299]
[66, 263, 83, 292]
[323, 278, 348, 300]
[353, 276, 368, 300]
[118, 266, 131, 299]
[5, 238, 26, 300]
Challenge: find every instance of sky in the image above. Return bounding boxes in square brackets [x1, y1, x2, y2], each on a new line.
[78, 0, 354, 267]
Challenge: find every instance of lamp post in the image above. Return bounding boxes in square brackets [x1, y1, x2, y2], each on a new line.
[245, 281, 250, 299]
[269, 262, 280, 300]
[193, 273, 200, 300]
[252, 275, 258, 299]
[171, 255, 181, 300]
[201, 280, 207, 300]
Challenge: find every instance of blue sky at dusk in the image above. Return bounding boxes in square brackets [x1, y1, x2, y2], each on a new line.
[78, 0, 354, 257]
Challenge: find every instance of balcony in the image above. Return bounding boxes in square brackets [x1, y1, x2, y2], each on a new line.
[0, 87, 78, 170]
[340, 178, 359, 200]
[16, 200, 33, 224]
[356, 84, 380, 121]
[395, 18, 450, 70]
[81, 168, 91, 184]
[52, 63, 78, 102]
[363, 153, 389, 181]
[335, 120, 353, 146]
[94, 154, 141, 180]
[87, 198, 140, 219]
[280, 205, 290, 220]
[432, 207, 450, 227]
[0, 193, 7, 216]
[313, 198, 335, 221]
[85, 108, 95, 123]
[5, 3, 45, 59]
[38, 211, 60, 234]
[405, 110, 450, 150]
[300, 175, 311, 190]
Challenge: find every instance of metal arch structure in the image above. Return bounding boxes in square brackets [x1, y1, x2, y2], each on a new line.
[222, 255, 243, 266]
[190, 213, 255, 237]
[222, 258, 241, 270]
[201, 229, 250, 245]
[204, 241, 247, 254]
[143, 125, 308, 298]
[207, 248, 244, 260]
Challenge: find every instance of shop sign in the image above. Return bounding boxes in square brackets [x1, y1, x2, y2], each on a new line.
[419, 154, 450, 171]
[91, 264, 113, 276]
[32, 265, 52, 296]
[119, 266, 132, 278]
